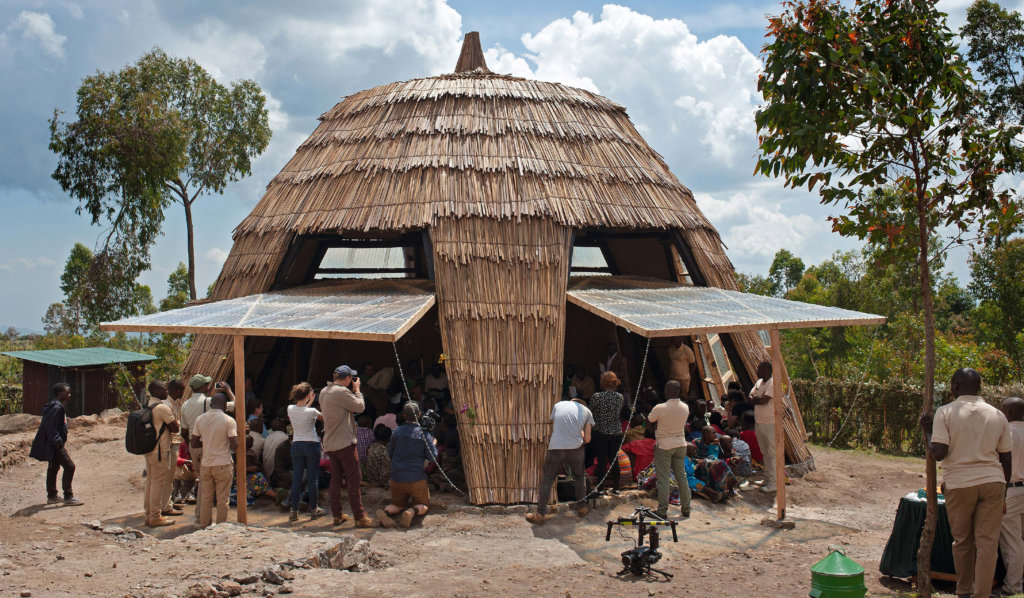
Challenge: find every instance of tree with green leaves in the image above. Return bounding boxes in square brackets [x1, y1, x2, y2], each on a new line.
[49, 48, 272, 300]
[970, 238, 1024, 369]
[755, 1, 1022, 591]
[767, 248, 805, 297]
[45, 242, 155, 335]
[963, 0, 1024, 126]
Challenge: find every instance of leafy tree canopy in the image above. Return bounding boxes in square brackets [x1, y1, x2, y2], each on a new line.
[49, 48, 271, 299]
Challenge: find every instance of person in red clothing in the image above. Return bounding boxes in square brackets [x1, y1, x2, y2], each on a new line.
[739, 412, 762, 464]
[622, 426, 656, 481]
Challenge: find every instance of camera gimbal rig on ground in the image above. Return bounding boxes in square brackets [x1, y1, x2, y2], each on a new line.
[605, 506, 679, 579]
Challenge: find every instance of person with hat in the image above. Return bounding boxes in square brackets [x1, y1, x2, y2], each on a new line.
[321, 365, 375, 528]
[377, 401, 437, 528]
[180, 374, 235, 523]
[589, 371, 625, 490]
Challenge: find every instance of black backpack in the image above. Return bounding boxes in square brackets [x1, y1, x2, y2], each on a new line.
[125, 403, 166, 460]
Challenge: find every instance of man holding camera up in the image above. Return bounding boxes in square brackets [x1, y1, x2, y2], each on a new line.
[378, 402, 437, 528]
[321, 365, 375, 528]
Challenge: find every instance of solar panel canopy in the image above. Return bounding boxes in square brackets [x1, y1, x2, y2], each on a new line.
[567, 276, 886, 337]
[101, 279, 436, 342]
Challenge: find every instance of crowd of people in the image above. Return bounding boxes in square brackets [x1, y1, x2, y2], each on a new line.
[528, 338, 780, 523]
[28, 357, 459, 530]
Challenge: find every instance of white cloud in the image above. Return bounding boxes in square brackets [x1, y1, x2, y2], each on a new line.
[695, 191, 817, 259]
[8, 11, 66, 59]
[204, 247, 229, 266]
[0, 256, 56, 272]
[496, 5, 761, 171]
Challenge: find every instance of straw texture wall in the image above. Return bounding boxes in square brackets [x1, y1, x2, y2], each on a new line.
[432, 216, 572, 504]
[233, 72, 714, 237]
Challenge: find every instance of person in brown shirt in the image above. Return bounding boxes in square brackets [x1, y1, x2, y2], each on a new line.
[321, 365, 374, 528]
[191, 393, 238, 527]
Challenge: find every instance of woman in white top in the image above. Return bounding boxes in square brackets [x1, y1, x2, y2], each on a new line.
[286, 382, 325, 521]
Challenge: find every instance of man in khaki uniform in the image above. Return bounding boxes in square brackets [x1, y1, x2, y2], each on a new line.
[143, 381, 179, 528]
[922, 368, 1011, 598]
[191, 393, 238, 527]
[160, 379, 186, 512]
[997, 397, 1024, 596]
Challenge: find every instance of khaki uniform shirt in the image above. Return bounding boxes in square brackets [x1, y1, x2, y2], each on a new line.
[192, 409, 238, 468]
[146, 398, 175, 455]
[648, 399, 689, 450]
[751, 377, 775, 424]
[932, 395, 1011, 490]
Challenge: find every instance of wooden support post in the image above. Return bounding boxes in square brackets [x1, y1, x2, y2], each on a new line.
[233, 335, 248, 525]
[770, 329, 786, 521]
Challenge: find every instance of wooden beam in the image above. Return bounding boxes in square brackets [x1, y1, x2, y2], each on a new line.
[769, 329, 786, 522]
[233, 335, 248, 525]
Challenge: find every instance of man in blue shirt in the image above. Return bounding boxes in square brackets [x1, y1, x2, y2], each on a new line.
[378, 402, 437, 528]
[527, 395, 594, 524]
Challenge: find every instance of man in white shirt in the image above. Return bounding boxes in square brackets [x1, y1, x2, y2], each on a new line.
[190, 393, 238, 527]
[749, 361, 777, 493]
[922, 368, 1011, 598]
[526, 395, 594, 524]
[649, 380, 690, 519]
[998, 397, 1024, 596]
[262, 417, 289, 479]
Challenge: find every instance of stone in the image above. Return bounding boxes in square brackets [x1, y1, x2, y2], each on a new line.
[101, 526, 124, 535]
[216, 580, 242, 596]
[84, 571, 93, 577]
[456, 506, 483, 515]
[81, 520, 103, 530]
[20, 591, 31, 597]
[186, 582, 218, 598]
[504, 505, 528, 515]
[278, 586, 293, 595]
[262, 569, 285, 585]
[482, 505, 504, 515]
[278, 570, 295, 581]
[232, 574, 259, 585]
[759, 517, 796, 530]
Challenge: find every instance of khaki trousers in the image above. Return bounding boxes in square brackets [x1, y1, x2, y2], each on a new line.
[161, 442, 179, 510]
[999, 493, 1024, 594]
[143, 447, 172, 521]
[945, 481, 1005, 598]
[755, 423, 776, 488]
[191, 446, 203, 523]
[199, 463, 233, 527]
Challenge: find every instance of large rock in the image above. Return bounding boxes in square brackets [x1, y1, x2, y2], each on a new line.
[0, 413, 40, 435]
[182, 524, 371, 572]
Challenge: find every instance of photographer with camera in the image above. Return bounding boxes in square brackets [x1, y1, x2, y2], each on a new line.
[377, 401, 437, 528]
[321, 365, 375, 528]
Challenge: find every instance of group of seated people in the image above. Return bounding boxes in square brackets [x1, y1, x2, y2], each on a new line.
[565, 365, 768, 506]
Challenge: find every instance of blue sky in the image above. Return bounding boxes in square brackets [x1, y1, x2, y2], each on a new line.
[0, 0, 1014, 331]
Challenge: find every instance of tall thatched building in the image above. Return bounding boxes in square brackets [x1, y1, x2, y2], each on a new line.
[108, 33, 883, 506]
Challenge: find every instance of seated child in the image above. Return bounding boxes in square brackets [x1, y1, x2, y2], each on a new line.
[616, 449, 632, 489]
[721, 434, 754, 477]
[355, 415, 374, 462]
[245, 435, 276, 503]
[692, 425, 737, 497]
[686, 443, 723, 503]
[366, 424, 392, 489]
[623, 415, 646, 445]
[622, 426, 656, 481]
[173, 441, 197, 504]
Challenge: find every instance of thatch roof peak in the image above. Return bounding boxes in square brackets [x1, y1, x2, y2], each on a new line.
[454, 32, 490, 74]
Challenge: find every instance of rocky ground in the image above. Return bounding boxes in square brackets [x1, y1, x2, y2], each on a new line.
[0, 413, 953, 597]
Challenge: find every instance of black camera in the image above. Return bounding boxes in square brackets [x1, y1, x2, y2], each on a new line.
[419, 408, 440, 435]
[605, 507, 678, 579]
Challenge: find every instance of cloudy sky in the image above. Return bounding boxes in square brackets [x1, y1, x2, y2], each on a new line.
[0, 0, 1011, 330]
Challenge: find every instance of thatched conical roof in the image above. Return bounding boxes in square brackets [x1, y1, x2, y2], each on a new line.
[235, 36, 714, 237]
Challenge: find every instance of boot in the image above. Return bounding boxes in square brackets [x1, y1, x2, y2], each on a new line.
[146, 516, 174, 528]
[399, 508, 416, 528]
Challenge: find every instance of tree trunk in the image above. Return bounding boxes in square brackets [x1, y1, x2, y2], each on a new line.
[184, 200, 197, 300]
[915, 207, 938, 597]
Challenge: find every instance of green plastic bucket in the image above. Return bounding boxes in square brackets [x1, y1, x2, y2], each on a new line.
[809, 547, 867, 598]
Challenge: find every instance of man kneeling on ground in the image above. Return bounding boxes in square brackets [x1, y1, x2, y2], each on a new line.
[377, 402, 437, 528]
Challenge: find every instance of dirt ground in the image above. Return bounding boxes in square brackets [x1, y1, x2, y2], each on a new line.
[0, 417, 958, 597]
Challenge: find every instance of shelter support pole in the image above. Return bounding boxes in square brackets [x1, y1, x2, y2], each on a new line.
[769, 329, 786, 521]
[233, 335, 247, 524]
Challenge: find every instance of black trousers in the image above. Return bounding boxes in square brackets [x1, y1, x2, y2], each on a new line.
[46, 447, 75, 499]
[592, 431, 622, 488]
